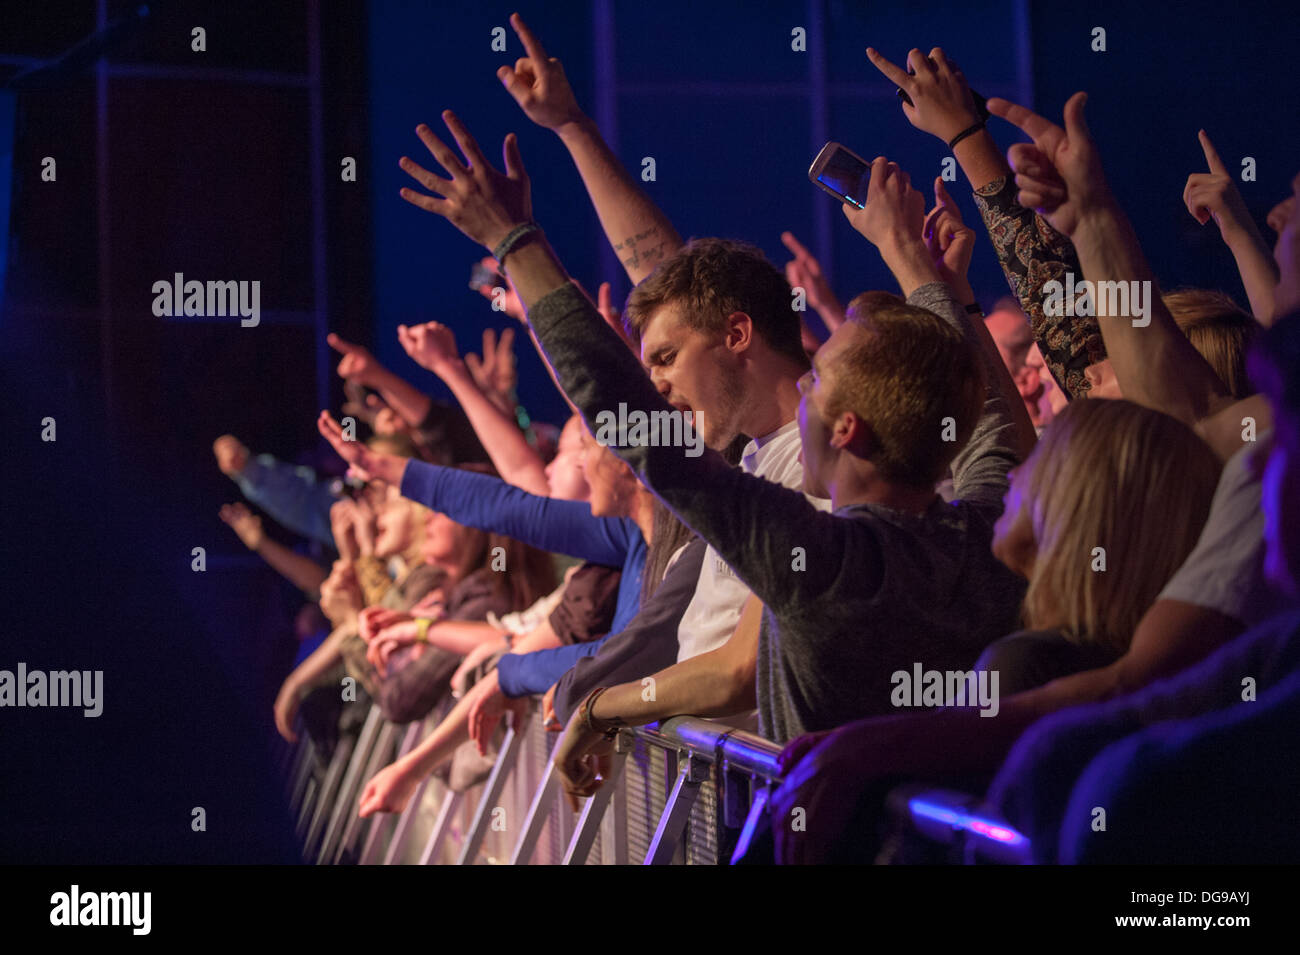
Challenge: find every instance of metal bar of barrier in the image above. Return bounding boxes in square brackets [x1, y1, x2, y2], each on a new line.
[295, 777, 319, 841]
[609, 758, 628, 864]
[334, 720, 403, 864]
[563, 736, 630, 865]
[303, 733, 355, 859]
[287, 736, 317, 815]
[644, 753, 707, 864]
[729, 784, 771, 865]
[418, 789, 464, 865]
[455, 720, 528, 865]
[317, 704, 384, 864]
[887, 784, 1032, 865]
[360, 721, 425, 866]
[510, 753, 561, 865]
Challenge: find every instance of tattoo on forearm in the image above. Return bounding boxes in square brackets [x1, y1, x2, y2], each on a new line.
[614, 226, 667, 272]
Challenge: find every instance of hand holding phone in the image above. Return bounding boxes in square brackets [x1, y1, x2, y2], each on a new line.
[808, 142, 872, 209]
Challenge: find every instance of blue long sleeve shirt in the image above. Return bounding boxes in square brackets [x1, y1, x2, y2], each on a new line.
[399, 461, 646, 695]
[234, 454, 339, 549]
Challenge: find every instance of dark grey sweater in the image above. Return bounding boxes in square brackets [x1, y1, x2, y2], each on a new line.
[528, 280, 1025, 742]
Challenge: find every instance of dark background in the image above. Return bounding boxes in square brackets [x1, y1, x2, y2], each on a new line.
[0, 0, 1295, 862]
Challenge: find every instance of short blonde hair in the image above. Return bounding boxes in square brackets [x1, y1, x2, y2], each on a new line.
[829, 294, 984, 487]
[1018, 399, 1221, 652]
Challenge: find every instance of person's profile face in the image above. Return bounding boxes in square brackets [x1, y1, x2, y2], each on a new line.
[639, 303, 744, 451]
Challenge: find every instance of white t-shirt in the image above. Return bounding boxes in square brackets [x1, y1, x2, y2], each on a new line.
[1159, 432, 1287, 627]
[675, 419, 831, 662]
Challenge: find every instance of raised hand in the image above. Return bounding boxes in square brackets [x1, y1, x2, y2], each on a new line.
[318, 559, 363, 627]
[986, 92, 1108, 237]
[397, 321, 462, 377]
[842, 156, 927, 250]
[781, 231, 847, 329]
[1184, 130, 1254, 237]
[398, 111, 531, 251]
[327, 333, 382, 386]
[464, 327, 518, 411]
[352, 495, 378, 557]
[865, 46, 982, 143]
[219, 502, 265, 551]
[922, 177, 977, 292]
[212, 434, 249, 476]
[497, 13, 585, 131]
[317, 410, 375, 480]
[328, 499, 360, 561]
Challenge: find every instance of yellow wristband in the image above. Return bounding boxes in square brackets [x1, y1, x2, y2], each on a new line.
[414, 618, 433, 643]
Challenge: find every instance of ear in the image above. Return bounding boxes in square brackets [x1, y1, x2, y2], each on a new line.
[835, 411, 874, 455]
[724, 311, 755, 353]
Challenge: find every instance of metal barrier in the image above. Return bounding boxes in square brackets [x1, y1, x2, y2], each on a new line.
[282, 702, 1031, 865]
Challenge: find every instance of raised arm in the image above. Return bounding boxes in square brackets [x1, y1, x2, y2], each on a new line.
[395, 320, 549, 494]
[317, 409, 639, 565]
[988, 93, 1243, 447]
[1184, 129, 1280, 325]
[843, 156, 1034, 464]
[497, 13, 682, 283]
[866, 46, 1102, 397]
[220, 503, 328, 597]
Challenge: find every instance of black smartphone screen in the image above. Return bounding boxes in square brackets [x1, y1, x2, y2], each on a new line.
[817, 147, 870, 208]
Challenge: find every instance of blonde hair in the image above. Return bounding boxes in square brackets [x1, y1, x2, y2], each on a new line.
[1018, 399, 1220, 653]
[1165, 288, 1258, 399]
[831, 295, 985, 487]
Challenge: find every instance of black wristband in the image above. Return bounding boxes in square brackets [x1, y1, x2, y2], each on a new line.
[947, 121, 986, 151]
[964, 302, 984, 315]
[492, 222, 542, 266]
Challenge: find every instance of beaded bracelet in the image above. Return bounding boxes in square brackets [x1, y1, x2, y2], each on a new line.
[492, 222, 543, 266]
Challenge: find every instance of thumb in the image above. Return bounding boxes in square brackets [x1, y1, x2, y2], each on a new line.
[503, 132, 527, 180]
[327, 332, 355, 354]
[498, 65, 524, 100]
[934, 176, 955, 209]
[1063, 91, 1091, 142]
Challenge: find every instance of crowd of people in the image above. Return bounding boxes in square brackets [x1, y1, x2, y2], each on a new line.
[215, 14, 1300, 863]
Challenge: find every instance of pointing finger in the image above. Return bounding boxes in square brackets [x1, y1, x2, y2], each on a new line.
[1198, 128, 1227, 176]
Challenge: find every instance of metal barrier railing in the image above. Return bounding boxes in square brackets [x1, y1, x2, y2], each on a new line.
[283, 700, 1031, 865]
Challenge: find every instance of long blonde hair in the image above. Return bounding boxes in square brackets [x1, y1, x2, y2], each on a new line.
[1018, 399, 1220, 653]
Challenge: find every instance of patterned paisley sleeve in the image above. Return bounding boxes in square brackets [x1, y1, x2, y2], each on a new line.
[973, 175, 1106, 398]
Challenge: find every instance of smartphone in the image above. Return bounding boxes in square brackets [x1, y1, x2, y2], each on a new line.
[469, 261, 504, 291]
[808, 142, 872, 208]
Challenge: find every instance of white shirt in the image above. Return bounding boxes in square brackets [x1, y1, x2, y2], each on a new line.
[1159, 432, 1287, 627]
[675, 420, 831, 662]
